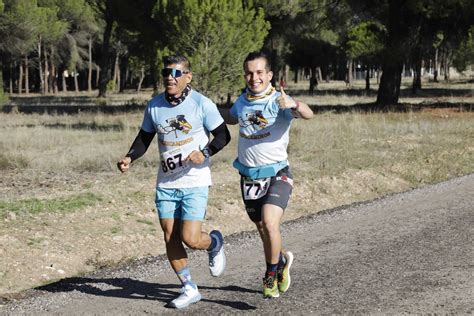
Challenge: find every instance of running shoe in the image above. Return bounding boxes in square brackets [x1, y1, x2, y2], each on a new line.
[208, 230, 226, 277]
[277, 251, 294, 293]
[167, 284, 201, 309]
[262, 274, 279, 299]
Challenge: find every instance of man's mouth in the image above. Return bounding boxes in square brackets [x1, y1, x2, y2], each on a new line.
[249, 82, 261, 88]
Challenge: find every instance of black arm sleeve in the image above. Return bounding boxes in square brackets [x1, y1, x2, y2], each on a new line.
[126, 129, 155, 162]
[206, 122, 231, 156]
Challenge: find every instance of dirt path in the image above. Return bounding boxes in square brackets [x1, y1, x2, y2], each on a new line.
[2, 174, 473, 314]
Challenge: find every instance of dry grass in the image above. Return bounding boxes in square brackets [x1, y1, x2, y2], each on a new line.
[0, 82, 473, 295]
[287, 77, 474, 106]
[1, 107, 472, 208]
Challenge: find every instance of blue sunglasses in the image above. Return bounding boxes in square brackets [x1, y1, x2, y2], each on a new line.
[161, 68, 189, 78]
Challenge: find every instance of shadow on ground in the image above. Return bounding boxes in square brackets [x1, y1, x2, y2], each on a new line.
[1, 86, 473, 115]
[309, 101, 473, 114]
[289, 87, 474, 98]
[35, 277, 257, 310]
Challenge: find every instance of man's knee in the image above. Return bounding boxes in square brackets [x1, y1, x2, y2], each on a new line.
[161, 220, 180, 243]
[181, 233, 201, 249]
[262, 219, 280, 235]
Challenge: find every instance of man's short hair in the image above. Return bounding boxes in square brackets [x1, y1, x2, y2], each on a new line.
[243, 51, 271, 72]
[163, 54, 191, 71]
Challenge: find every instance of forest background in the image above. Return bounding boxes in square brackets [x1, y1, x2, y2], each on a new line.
[0, 0, 473, 104]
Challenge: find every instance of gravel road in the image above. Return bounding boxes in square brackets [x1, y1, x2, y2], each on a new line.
[1, 174, 473, 314]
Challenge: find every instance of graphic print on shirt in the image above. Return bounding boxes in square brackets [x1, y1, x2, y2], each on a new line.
[157, 115, 193, 138]
[239, 110, 269, 129]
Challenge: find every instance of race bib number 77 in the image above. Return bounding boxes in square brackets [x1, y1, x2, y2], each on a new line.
[242, 177, 270, 200]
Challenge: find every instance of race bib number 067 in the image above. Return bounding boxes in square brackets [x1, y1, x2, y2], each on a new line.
[242, 177, 270, 200]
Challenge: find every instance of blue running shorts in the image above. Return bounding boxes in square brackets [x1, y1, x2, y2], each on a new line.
[155, 186, 209, 221]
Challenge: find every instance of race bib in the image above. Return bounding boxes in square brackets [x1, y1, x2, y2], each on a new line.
[160, 148, 189, 176]
[242, 177, 271, 200]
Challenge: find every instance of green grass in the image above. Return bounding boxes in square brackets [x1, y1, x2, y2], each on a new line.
[0, 192, 102, 217]
[136, 219, 154, 225]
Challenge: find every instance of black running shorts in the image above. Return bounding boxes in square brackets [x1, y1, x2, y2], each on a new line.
[239, 166, 293, 222]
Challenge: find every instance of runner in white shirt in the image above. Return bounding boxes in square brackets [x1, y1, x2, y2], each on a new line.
[225, 51, 313, 299]
[118, 54, 230, 309]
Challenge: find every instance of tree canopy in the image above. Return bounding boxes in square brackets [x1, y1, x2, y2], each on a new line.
[0, 0, 473, 106]
[156, 0, 269, 99]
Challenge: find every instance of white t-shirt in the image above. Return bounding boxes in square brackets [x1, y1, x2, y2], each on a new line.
[230, 87, 294, 167]
[141, 90, 224, 188]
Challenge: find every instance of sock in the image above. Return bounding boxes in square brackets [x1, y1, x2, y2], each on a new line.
[265, 262, 278, 277]
[176, 267, 196, 289]
[278, 252, 286, 268]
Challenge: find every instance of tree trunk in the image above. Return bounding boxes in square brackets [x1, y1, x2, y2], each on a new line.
[433, 48, 439, 82]
[88, 37, 93, 92]
[44, 49, 49, 94]
[412, 55, 422, 94]
[376, 62, 403, 105]
[52, 63, 58, 94]
[98, 0, 114, 98]
[317, 67, 324, 83]
[9, 63, 13, 94]
[137, 66, 144, 92]
[49, 46, 56, 94]
[61, 68, 67, 92]
[38, 39, 44, 94]
[96, 65, 100, 88]
[365, 66, 370, 91]
[352, 60, 357, 81]
[346, 59, 353, 88]
[309, 66, 317, 95]
[0, 60, 4, 100]
[114, 55, 121, 93]
[74, 67, 79, 93]
[18, 61, 23, 95]
[119, 56, 128, 93]
[24, 55, 29, 94]
[443, 50, 451, 81]
[412, 39, 423, 94]
[375, 0, 407, 106]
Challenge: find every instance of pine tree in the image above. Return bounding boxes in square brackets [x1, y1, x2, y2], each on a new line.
[158, 0, 270, 100]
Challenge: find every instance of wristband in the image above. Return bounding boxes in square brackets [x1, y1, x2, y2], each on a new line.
[291, 101, 300, 111]
[201, 147, 211, 158]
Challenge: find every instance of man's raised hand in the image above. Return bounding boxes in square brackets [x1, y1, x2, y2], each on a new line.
[276, 86, 297, 110]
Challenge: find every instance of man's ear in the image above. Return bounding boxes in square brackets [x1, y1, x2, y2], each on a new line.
[186, 73, 193, 84]
[268, 71, 273, 81]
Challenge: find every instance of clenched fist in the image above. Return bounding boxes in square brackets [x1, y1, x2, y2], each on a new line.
[117, 157, 132, 173]
[185, 150, 205, 165]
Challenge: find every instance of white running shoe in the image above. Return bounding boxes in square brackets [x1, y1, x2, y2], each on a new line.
[168, 284, 201, 309]
[208, 230, 226, 277]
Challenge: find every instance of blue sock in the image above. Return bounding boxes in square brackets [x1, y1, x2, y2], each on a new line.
[176, 267, 196, 289]
[266, 262, 278, 277]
